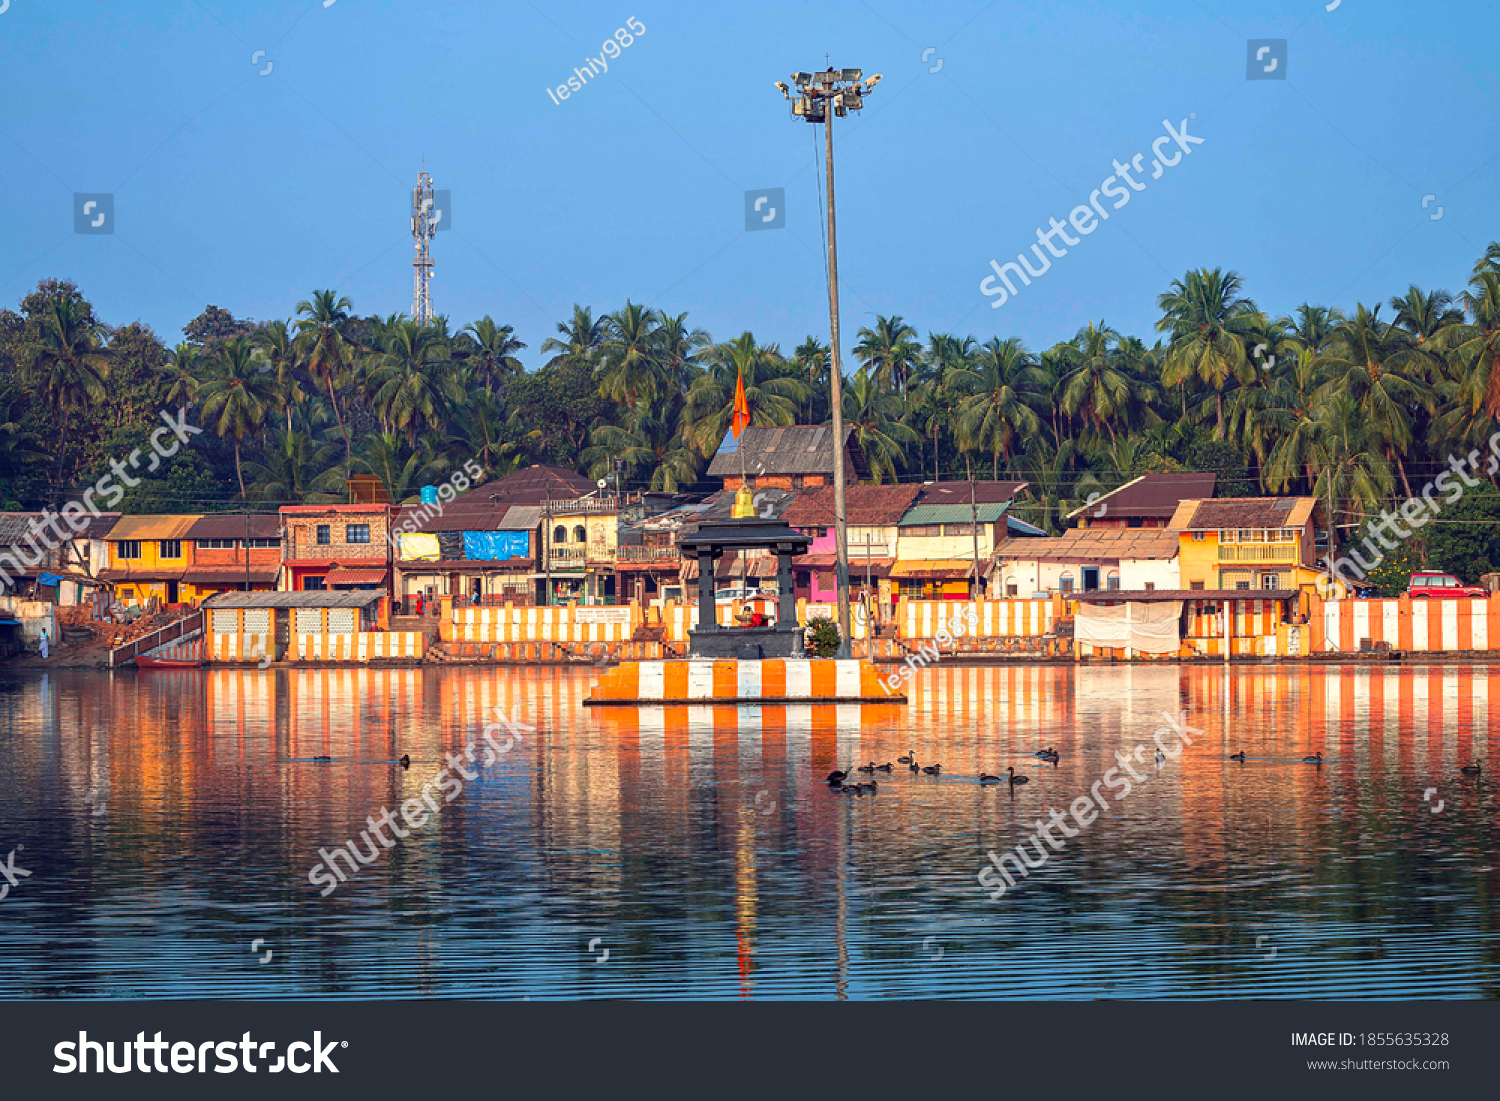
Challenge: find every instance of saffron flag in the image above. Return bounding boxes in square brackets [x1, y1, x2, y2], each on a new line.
[731, 368, 751, 440]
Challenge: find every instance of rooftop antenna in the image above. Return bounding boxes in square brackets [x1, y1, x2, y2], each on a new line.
[411, 165, 436, 324]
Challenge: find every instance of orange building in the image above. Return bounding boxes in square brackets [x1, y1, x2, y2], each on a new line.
[183, 513, 282, 595]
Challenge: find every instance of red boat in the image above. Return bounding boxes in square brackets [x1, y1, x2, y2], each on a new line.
[135, 654, 205, 669]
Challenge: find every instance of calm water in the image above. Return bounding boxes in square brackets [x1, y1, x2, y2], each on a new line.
[0, 663, 1495, 1000]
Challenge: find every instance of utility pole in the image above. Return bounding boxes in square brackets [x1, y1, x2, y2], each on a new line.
[242, 508, 251, 592]
[778, 65, 881, 657]
[967, 455, 981, 600]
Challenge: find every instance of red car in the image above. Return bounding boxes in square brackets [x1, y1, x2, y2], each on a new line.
[1408, 572, 1487, 598]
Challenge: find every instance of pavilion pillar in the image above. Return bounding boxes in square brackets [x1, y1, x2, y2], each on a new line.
[776, 547, 796, 629]
[697, 550, 717, 631]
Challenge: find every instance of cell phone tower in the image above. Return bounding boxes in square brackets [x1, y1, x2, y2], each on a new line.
[411, 166, 436, 324]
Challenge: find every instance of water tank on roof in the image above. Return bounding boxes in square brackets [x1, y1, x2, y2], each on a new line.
[420, 486, 439, 504]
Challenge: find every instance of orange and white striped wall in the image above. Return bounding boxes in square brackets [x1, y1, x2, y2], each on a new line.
[209, 634, 273, 663]
[446, 605, 634, 644]
[1314, 595, 1497, 653]
[587, 658, 892, 704]
[293, 632, 426, 662]
[902, 599, 1054, 639]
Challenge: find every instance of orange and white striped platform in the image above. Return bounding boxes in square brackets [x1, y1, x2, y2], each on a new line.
[585, 658, 905, 705]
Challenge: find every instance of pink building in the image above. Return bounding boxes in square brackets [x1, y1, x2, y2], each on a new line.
[782, 485, 921, 609]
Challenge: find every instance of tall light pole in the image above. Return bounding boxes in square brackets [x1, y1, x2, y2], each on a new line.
[777, 66, 881, 657]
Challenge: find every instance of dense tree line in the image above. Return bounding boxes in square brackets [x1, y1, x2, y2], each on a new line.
[7, 247, 1500, 582]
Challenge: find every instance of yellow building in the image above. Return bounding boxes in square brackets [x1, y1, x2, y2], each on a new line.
[100, 515, 202, 607]
[543, 496, 618, 605]
[1166, 497, 1325, 592]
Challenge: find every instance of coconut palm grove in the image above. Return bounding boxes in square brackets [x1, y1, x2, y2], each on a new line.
[8, 249, 1500, 592]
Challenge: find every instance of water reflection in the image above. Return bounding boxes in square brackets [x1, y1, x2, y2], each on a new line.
[0, 664, 1495, 999]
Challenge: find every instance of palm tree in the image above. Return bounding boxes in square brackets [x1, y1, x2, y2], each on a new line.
[1156, 268, 1260, 437]
[1053, 322, 1133, 448]
[449, 389, 523, 478]
[20, 296, 111, 498]
[1299, 394, 1395, 555]
[353, 432, 449, 505]
[595, 301, 664, 410]
[1279, 304, 1346, 357]
[652, 311, 710, 399]
[791, 335, 830, 424]
[198, 336, 274, 498]
[1314, 304, 1435, 498]
[948, 337, 1044, 478]
[681, 332, 804, 456]
[1433, 270, 1500, 420]
[584, 399, 701, 491]
[158, 343, 203, 410]
[540, 304, 607, 368]
[459, 316, 527, 394]
[840, 367, 918, 483]
[294, 289, 355, 459]
[853, 314, 921, 394]
[252, 320, 305, 434]
[365, 319, 462, 443]
[1389, 285, 1462, 345]
[243, 427, 347, 504]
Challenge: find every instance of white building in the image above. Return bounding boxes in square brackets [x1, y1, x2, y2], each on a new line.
[991, 529, 1179, 596]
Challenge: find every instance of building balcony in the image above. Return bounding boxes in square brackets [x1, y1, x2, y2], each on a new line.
[1217, 544, 1299, 562]
[617, 544, 679, 563]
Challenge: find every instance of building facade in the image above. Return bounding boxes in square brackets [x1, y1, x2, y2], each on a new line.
[1167, 497, 1324, 592]
[279, 504, 393, 592]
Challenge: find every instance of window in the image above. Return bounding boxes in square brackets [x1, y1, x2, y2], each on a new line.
[553, 526, 567, 544]
[1190, 581, 1205, 591]
[1192, 531, 1207, 541]
[1144, 582, 1156, 592]
[196, 538, 235, 550]
[904, 524, 943, 537]
[316, 524, 331, 545]
[117, 540, 142, 560]
[304, 576, 326, 591]
[1262, 575, 1280, 590]
[573, 525, 586, 543]
[1219, 530, 1236, 543]
[248, 537, 279, 548]
[791, 475, 805, 489]
[1275, 528, 1297, 542]
[159, 540, 182, 559]
[1106, 572, 1120, 591]
[1006, 582, 1018, 596]
[1236, 581, 1251, 590]
[1060, 574, 1075, 593]
[1238, 530, 1255, 543]
[345, 524, 371, 544]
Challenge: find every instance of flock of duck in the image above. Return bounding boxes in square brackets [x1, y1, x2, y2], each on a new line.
[827, 747, 1061, 794]
[826, 748, 1482, 794]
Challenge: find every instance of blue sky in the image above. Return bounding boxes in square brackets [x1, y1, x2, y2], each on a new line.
[3, 0, 1498, 368]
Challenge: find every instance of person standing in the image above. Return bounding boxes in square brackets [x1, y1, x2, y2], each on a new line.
[39, 629, 49, 660]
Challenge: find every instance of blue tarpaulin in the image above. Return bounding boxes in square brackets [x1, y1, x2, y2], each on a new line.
[463, 531, 528, 561]
[38, 572, 61, 586]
